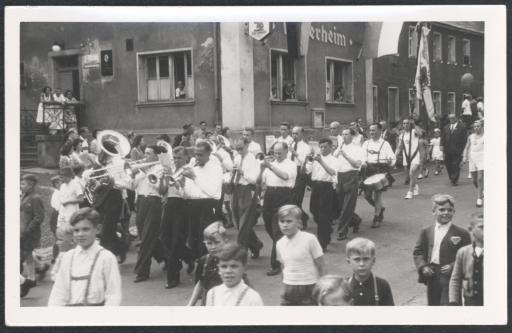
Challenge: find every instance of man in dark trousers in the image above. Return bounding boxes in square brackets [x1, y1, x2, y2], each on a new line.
[413, 194, 471, 305]
[440, 114, 467, 186]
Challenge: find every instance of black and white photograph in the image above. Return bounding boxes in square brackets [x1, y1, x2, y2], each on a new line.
[5, 5, 507, 326]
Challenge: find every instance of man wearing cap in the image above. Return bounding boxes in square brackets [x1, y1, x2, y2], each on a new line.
[440, 114, 467, 186]
[20, 174, 44, 297]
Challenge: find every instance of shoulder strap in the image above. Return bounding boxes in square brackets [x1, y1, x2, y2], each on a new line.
[83, 249, 104, 305]
[376, 140, 385, 164]
[235, 286, 250, 306]
[373, 275, 380, 305]
[68, 251, 77, 304]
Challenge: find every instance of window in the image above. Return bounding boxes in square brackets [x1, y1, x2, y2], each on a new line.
[447, 36, 456, 63]
[447, 92, 456, 114]
[325, 58, 354, 103]
[462, 39, 471, 65]
[408, 88, 418, 116]
[388, 87, 399, 121]
[270, 51, 296, 100]
[433, 32, 442, 62]
[433, 91, 442, 115]
[408, 26, 418, 58]
[137, 50, 193, 103]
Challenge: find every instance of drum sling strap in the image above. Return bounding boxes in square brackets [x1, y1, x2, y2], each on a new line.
[349, 275, 380, 305]
[401, 129, 419, 169]
[67, 248, 105, 306]
[365, 140, 386, 173]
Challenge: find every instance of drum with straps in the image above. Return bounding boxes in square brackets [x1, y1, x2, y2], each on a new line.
[363, 173, 389, 191]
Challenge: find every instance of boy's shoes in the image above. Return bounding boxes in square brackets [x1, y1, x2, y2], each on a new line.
[404, 191, 413, 199]
[476, 198, 483, 207]
[251, 243, 263, 259]
[337, 231, 348, 241]
[20, 279, 36, 297]
[266, 268, 281, 276]
[134, 276, 149, 283]
[451, 180, 458, 186]
[417, 174, 424, 180]
[165, 280, 180, 289]
[413, 184, 420, 196]
[352, 215, 362, 234]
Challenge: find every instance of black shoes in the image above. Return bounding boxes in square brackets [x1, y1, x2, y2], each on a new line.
[266, 268, 281, 276]
[352, 215, 362, 234]
[134, 276, 149, 283]
[337, 231, 348, 241]
[20, 279, 36, 297]
[165, 280, 180, 289]
[251, 243, 264, 259]
[371, 216, 381, 228]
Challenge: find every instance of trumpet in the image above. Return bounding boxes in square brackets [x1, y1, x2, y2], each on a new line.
[148, 161, 199, 186]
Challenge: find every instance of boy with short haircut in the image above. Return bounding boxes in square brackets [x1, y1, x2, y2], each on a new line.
[346, 237, 394, 305]
[205, 243, 264, 306]
[276, 205, 325, 305]
[413, 194, 471, 305]
[187, 221, 229, 306]
[48, 208, 122, 306]
[449, 212, 484, 306]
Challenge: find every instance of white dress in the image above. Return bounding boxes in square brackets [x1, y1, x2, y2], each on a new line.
[468, 133, 484, 172]
[430, 137, 443, 161]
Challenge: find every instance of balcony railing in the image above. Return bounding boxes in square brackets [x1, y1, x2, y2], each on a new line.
[21, 102, 84, 135]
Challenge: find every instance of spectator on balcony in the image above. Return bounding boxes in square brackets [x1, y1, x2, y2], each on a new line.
[64, 90, 78, 103]
[36, 86, 53, 124]
[175, 81, 186, 99]
[53, 88, 67, 104]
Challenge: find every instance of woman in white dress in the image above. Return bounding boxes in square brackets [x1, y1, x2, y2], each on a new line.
[36, 86, 53, 124]
[463, 120, 484, 207]
[430, 128, 444, 175]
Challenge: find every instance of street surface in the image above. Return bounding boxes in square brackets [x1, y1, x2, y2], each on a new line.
[21, 167, 481, 306]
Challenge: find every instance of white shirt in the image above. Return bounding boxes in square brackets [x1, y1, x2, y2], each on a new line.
[474, 246, 484, 258]
[184, 159, 223, 200]
[80, 136, 89, 150]
[248, 141, 263, 156]
[233, 153, 260, 185]
[430, 222, 452, 264]
[58, 179, 83, 226]
[461, 99, 472, 115]
[205, 281, 264, 306]
[449, 123, 458, 131]
[50, 189, 61, 211]
[352, 133, 364, 146]
[362, 139, 396, 166]
[335, 142, 364, 172]
[306, 154, 339, 183]
[262, 158, 297, 188]
[276, 135, 294, 147]
[132, 164, 162, 197]
[277, 230, 324, 285]
[48, 241, 122, 306]
[289, 140, 312, 166]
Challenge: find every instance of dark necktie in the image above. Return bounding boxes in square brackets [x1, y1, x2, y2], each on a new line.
[291, 141, 298, 161]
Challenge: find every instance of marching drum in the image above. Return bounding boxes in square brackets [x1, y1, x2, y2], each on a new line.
[363, 173, 389, 191]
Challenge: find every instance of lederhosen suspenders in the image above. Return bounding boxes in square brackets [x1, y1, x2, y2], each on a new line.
[67, 249, 105, 306]
[209, 285, 251, 306]
[365, 140, 386, 174]
[401, 129, 419, 169]
[350, 275, 380, 305]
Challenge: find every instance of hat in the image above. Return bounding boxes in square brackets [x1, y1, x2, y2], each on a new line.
[434, 128, 440, 132]
[22, 174, 38, 184]
[59, 167, 74, 178]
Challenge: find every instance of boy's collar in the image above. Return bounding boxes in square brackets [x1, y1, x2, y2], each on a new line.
[285, 229, 300, 239]
[352, 272, 373, 284]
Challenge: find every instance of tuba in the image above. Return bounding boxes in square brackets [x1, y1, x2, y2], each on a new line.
[83, 130, 133, 205]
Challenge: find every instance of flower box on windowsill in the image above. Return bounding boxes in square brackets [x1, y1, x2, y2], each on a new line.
[136, 99, 195, 108]
[325, 101, 355, 106]
[269, 99, 309, 106]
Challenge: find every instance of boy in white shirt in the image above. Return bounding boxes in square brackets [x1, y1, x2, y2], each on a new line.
[56, 167, 84, 253]
[206, 243, 263, 306]
[276, 205, 325, 305]
[48, 208, 122, 306]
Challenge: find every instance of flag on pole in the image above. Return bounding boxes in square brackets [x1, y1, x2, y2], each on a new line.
[414, 23, 436, 122]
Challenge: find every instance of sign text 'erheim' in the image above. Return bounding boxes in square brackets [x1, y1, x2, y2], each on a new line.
[309, 24, 348, 47]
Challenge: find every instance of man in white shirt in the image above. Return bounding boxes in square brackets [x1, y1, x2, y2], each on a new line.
[361, 123, 396, 228]
[276, 122, 294, 147]
[132, 145, 166, 283]
[183, 141, 223, 260]
[290, 126, 313, 228]
[334, 128, 364, 240]
[328, 121, 343, 148]
[242, 127, 263, 159]
[259, 142, 297, 276]
[460, 94, 472, 128]
[232, 138, 264, 259]
[306, 138, 339, 251]
[396, 118, 421, 199]
[159, 146, 195, 289]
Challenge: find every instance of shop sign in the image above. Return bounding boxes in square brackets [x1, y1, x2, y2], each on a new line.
[249, 22, 270, 41]
[83, 53, 100, 68]
[309, 24, 352, 48]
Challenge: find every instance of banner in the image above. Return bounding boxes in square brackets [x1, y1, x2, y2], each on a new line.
[414, 24, 436, 122]
[363, 22, 403, 58]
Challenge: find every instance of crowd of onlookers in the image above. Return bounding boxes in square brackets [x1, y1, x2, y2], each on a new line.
[36, 86, 80, 134]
